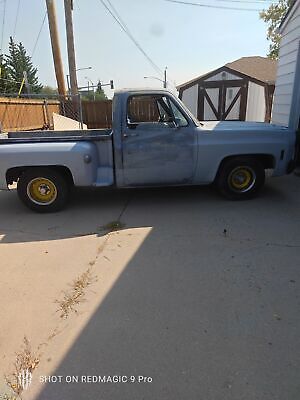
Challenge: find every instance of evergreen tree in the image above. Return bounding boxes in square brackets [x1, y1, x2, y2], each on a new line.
[40, 85, 58, 95]
[82, 81, 108, 101]
[0, 55, 12, 94]
[95, 80, 108, 100]
[260, 0, 293, 60]
[5, 37, 42, 94]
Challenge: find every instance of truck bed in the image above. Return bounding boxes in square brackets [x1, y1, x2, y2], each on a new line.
[0, 129, 112, 144]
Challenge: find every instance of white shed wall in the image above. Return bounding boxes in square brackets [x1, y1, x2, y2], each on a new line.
[204, 88, 219, 120]
[205, 71, 242, 82]
[246, 82, 266, 122]
[272, 4, 300, 127]
[181, 85, 198, 117]
[226, 87, 241, 120]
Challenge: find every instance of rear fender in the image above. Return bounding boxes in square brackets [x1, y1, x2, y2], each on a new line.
[0, 141, 99, 189]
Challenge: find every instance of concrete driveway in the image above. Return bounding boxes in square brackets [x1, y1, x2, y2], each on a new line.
[0, 175, 299, 400]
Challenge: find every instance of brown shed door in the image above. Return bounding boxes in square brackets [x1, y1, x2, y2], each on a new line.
[199, 81, 247, 121]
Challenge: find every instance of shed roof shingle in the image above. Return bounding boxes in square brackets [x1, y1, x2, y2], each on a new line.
[225, 56, 277, 83]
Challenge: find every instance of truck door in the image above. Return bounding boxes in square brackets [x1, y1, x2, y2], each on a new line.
[122, 94, 197, 186]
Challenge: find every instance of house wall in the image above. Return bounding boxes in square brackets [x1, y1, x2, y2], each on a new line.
[246, 82, 266, 121]
[181, 84, 198, 117]
[272, 2, 300, 127]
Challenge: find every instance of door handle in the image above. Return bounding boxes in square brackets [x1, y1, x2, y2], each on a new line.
[123, 132, 139, 138]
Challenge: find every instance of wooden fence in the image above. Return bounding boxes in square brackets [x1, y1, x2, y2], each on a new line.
[81, 97, 159, 128]
[0, 97, 60, 131]
[81, 100, 112, 129]
[0, 97, 158, 132]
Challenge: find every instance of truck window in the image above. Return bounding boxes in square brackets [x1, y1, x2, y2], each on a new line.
[168, 98, 189, 127]
[127, 95, 188, 128]
[127, 95, 160, 124]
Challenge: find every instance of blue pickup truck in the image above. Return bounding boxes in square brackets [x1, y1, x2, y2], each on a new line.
[0, 89, 296, 212]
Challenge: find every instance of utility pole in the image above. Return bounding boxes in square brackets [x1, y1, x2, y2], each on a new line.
[23, 71, 30, 95]
[45, 0, 67, 96]
[164, 67, 167, 89]
[64, 0, 78, 97]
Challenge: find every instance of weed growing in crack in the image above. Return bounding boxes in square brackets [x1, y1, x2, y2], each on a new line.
[4, 337, 39, 398]
[55, 268, 97, 319]
[101, 221, 126, 233]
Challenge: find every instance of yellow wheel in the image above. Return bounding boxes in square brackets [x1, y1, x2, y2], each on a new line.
[216, 158, 265, 200]
[17, 168, 70, 212]
[228, 166, 256, 193]
[27, 177, 58, 205]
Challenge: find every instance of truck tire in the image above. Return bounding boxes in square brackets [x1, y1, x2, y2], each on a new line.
[216, 157, 265, 200]
[17, 168, 70, 212]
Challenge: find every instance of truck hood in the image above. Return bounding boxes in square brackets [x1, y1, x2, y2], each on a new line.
[201, 121, 290, 133]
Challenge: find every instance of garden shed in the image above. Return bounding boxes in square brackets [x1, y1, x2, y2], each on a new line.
[178, 56, 277, 122]
[272, 0, 300, 131]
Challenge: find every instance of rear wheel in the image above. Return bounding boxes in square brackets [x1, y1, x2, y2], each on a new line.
[216, 158, 265, 200]
[17, 168, 70, 212]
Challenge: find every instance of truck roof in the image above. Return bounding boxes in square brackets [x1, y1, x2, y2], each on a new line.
[114, 88, 176, 95]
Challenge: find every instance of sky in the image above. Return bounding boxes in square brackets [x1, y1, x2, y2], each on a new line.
[0, 0, 274, 98]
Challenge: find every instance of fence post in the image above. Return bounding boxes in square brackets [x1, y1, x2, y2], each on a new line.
[43, 100, 50, 128]
[60, 96, 66, 117]
[78, 94, 83, 130]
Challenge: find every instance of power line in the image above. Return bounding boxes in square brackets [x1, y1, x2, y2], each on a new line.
[99, 0, 163, 76]
[100, 0, 163, 75]
[31, 11, 47, 58]
[0, 0, 6, 54]
[13, 0, 21, 38]
[106, 0, 132, 34]
[164, 0, 264, 11]
[0, 76, 24, 84]
[205, 0, 276, 3]
[105, 0, 179, 88]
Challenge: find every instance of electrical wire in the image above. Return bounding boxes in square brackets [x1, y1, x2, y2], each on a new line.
[0, 76, 24, 84]
[99, 0, 163, 76]
[108, 0, 180, 88]
[164, 0, 264, 11]
[204, 0, 276, 3]
[31, 11, 47, 58]
[100, 0, 163, 75]
[13, 0, 21, 38]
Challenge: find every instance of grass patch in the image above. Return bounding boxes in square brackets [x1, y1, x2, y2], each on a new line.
[100, 221, 126, 233]
[4, 337, 39, 398]
[0, 395, 19, 400]
[55, 268, 97, 319]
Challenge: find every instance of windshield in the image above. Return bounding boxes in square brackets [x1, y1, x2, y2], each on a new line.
[173, 96, 203, 127]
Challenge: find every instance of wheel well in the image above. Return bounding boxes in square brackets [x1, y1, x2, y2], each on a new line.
[216, 154, 275, 177]
[6, 165, 74, 186]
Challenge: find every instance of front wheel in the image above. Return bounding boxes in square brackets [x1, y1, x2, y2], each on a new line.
[17, 168, 70, 212]
[216, 158, 265, 200]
